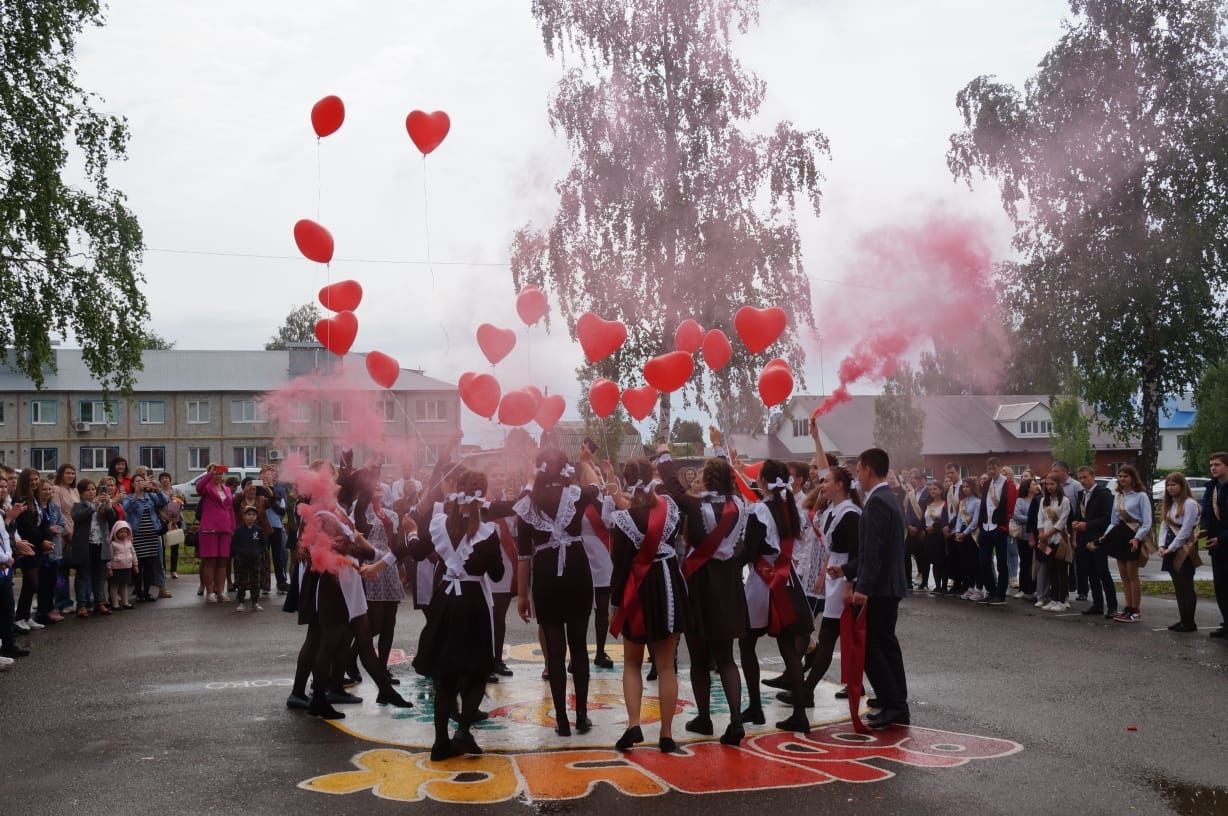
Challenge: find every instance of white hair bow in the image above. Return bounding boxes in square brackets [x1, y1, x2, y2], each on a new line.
[560, 464, 576, 478]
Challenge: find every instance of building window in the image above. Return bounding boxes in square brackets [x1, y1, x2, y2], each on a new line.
[80, 446, 119, 471]
[188, 447, 211, 471]
[380, 398, 397, 423]
[186, 400, 210, 424]
[1177, 434, 1189, 451]
[138, 401, 166, 425]
[232, 446, 268, 468]
[290, 401, 312, 423]
[139, 446, 166, 471]
[1009, 464, 1030, 477]
[424, 443, 443, 466]
[1020, 420, 1053, 436]
[78, 400, 119, 425]
[1108, 462, 1129, 475]
[0, 451, 5, 465]
[288, 444, 311, 462]
[30, 400, 58, 425]
[415, 399, 448, 422]
[331, 402, 348, 423]
[791, 418, 808, 437]
[0, 402, 5, 424]
[959, 465, 971, 478]
[30, 447, 58, 471]
[230, 399, 267, 424]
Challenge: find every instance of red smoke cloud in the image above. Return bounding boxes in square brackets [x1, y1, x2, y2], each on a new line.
[813, 210, 1002, 417]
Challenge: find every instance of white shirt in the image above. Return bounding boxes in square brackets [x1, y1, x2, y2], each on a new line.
[982, 475, 1006, 532]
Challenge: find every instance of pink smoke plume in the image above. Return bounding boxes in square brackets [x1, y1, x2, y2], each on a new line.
[812, 210, 1004, 417]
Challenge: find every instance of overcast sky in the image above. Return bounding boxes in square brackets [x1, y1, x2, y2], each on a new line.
[74, 0, 1073, 444]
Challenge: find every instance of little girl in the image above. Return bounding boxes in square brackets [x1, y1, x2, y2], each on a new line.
[108, 521, 137, 610]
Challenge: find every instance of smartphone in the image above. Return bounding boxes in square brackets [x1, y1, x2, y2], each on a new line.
[215, 465, 230, 474]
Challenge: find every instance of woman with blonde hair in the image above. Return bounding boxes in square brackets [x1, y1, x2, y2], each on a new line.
[1159, 472, 1201, 632]
[1099, 466, 1153, 623]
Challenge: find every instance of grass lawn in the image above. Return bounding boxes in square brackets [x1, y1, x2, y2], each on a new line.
[1122, 580, 1217, 600]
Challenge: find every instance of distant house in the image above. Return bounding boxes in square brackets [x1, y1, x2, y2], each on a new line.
[1157, 394, 1196, 472]
[464, 421, 646, 479]
[766, 394, 1140, 478]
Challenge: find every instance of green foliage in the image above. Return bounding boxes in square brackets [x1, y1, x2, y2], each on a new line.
[512, 0, 828, 438]
[874, 363, 925, 471]
[949, 0, 1228, 487]
[140, 330, 175, 350]
[671, 418, 703, 444]
[1186, 361, 1228, 474]
[265, 303, 322, 350]
[1050, 366, 1095, 470]
[0, 0, 146, 392]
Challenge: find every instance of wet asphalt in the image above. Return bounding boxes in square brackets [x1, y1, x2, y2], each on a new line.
[1, 581, 1226, 816]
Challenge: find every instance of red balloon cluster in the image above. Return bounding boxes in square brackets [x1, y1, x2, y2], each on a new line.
[459, 372, 501, 419]
[498, 387, 540, 427]
[758, 357, 794, 407]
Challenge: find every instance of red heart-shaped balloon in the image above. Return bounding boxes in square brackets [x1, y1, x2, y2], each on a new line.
[294, 219, 334, 264]
[313, 310, 358, 356]
[589, 378, 620, 419]
[764, 357, 790, 372]
[498, 388, 540, 427]
[758, 360, 794, 407]
[405, 110, 451, 155]
[576, 312, 628, 363]
[318, 279, 362, 312]
[702, 329, 733, 371]
[743, 461, 763, 480]
[674, 319, 705, 354]
[311, 95, 345, 138]
[621, 385, 659, 421]
[643, 351, 694, 393]
[365, 350, 400, 389]
[459, 372, 501, 419]
[734, 305, 787, 353]
[476, 323, 517, 366]
[515, 285, 549, 326]
[535, 394, 566, 431]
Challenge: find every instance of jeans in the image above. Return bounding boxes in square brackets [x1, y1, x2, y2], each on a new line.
[0, 573, 16, 649]
[74, 546, 108, 609]
[978, 528, 1009, 598]
[1007, 537, 1019, 580]
[268, 528, 288, 589]
[1087, 546, 1117, 612]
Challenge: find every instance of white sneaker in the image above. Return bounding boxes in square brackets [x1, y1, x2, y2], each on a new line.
[206, 593, 218, 604]
[26, 618, 45, 630]
[1047, 601, 1066, 611]
[251, 603, 263, 612]
[1009, 578, 1019, 589]
[1034, 600, 1046, 608]
[1012, 590, 1026, 599]
[235, 603, 246, 612]
[15, 619, 31, 632]
[960, 590, 974, 600]
[971, 589, 987, 601]
[1062, 602, 1071, 610]
[0, 655, 14, 670]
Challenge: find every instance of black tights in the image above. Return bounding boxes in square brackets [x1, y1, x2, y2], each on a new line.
[15, 564, 39, 621]
[913, 556, 931, 588]
[803, 617, 841, 694]
[293, 623, 320, 698]
[541, 614, 591, 726]
[433, 676, 486, 746]
[492, 593, 513, 663]
[593, 588, 611, 657]
[740, 632, 809, 717]
[685, 634, 741, 725]
[366, 601, 398, 667]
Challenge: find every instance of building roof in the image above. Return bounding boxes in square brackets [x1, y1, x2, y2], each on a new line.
[993, 402, 1041, 422]
[543, 421, 646, 463]
[0, 349, 455, 393]
[1158, 395, 1196, 431]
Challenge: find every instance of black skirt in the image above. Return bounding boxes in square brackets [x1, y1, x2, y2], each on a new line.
[296, 569, 349, 627]
[1103, 524, 1142, 562]
[749, 571, 815, 639]
[923, 527, 946, 565]
[685, 556, 745, 642]
[620, 555, 691, 645]
[413, 583, 496, 681]
[531, 542, 593, 625]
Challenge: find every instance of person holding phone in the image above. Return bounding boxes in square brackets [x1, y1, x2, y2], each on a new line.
[194, 464, 236, 603]
[1, 473, 32, 659]
[122, 474, 168, 602]
[13, 468, 52, 630]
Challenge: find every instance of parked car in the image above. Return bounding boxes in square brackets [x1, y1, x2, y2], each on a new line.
[1151, 477, 1210, 503]
[1094, 476, 1119, 496]
[173, 467, 266, 504]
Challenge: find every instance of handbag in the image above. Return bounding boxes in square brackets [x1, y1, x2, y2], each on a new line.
[164, 528, 185, 549]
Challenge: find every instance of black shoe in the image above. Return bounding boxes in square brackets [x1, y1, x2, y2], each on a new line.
[388, 677, 401, 686]
[286, 692, 310, 710]
[685, 715, 714, 735]
[593, 652, 615, 669]
[867, 709, 910, 728]
[615, 725, 644, 751]
[1209, 628, 1227, 639]
[775, 713, 811, 734]
[344, 671, 363, 686]
[762, 674, 789, 690]
[0, 646, 30, 658]
[646, 665, 658, 682]
[451, 730, 483, 756]
[376, 689, 413, 708]
[659, 737, 681, 754]
[741, 706, 766, 725]
[576, 716, 593, 734]
[776, 690, 815, 708]
[487, 674, 499, 683]
[308, 699, 345, 720]
[1082, 607, 1104, 616]
[867, 697, 882, 709]
[430, 740, 461, 762]
[834, 686, 849, 699]
[556, 719, 572, 737]
[326, 690, 363, 705]
[720, 723, 745, 746]
[496, 661, 514, 677]
[473, 709, 490, 722]
[1169, 622, 1198, 633]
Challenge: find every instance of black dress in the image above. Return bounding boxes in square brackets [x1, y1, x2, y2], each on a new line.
[608, 496, 692, 644]
[410, 514, 505, 681]
[743, 503, 814, 639]
[515, 485, 600, 624]
[296, 513, 374, 628]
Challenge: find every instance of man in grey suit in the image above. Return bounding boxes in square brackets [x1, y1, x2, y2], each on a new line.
[852, 447, 910, 728]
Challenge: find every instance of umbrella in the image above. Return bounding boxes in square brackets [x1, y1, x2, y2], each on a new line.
[839, 602, 872, 734]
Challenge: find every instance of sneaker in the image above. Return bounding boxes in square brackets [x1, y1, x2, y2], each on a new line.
[0, 655, 14, 670]
[1043, 601, 1063, 611]
[1112, 611, 1131, 622]
[987, 596, 1007, 606]
[15, 619, 31, 632]
[206, 593, 218, 604]
[1009, 578, 1019, 589]
[158, 588, 173, 599]
[236, 604, 246, 612]
[251, 603, 263, 612]
[172, 572, 179, 579]
[1034, 600, 1047, 608]
[960, 590, 975, 600]
[1012, 590, 1026, 599]
[26, 619, 45, 630]
[1075, 594, 1088, 602]
[1126, 612, 1141, 623]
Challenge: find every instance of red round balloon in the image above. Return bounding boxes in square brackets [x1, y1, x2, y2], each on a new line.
[674, 319, 705, 354]
[311, 95, 345, 138]
[294, 219, 334, 264]
[459, 372, 501, 419]
[621, 385, 659, 421]
[643, 351, 694, 393]
[758, 360, 794, 407]
[589, 378, 620, 418]
[702, 329, 733, 371]
[405, 110, 451, 155]
[314, 310, 358, 356]
[365, 351, 400, 389]
[576, 312, 628, 363]
[515, 285, 549, 326]
[535, 394, 566, 431]
[476, 323, 517, 366]
[764, 357, 790, 371]
[318, 280, 362, 312]
[498, 388, 539, 427]
[734, 305, 788, 354]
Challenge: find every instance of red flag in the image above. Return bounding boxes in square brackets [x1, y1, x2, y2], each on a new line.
[840, 603, 871, 733]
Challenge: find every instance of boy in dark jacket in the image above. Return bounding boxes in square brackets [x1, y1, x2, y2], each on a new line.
[231, 506, 265, 612]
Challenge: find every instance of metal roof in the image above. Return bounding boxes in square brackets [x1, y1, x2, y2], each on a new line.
[0, 349, 455, 393]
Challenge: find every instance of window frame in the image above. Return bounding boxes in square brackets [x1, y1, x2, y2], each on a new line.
[188, 447, 211, 471]
[30, 447, 58, 471]
[78, 399, 119, 425]
[331, 401, 348, 424]
[414, 399, 448, 422]
[230, 399, 267, 424]
[232, 446, 268, 469]
[30, 400, 59, 425]
[79, 446, 115, 471]
[138, 445, 167, 471]
[137, 400, 166, 425]
[186, 400, 211, 424]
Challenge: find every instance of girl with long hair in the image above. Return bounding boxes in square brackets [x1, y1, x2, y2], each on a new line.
[1037, 474, 1072, 611]
[922, 482, 948, 594]
[1100, 465, 1153, 623]
[1159, 472, 1201, 632]
[13, 468, 52, 630]
[52, 464, 79, 614]
[952, 478, 982, 600]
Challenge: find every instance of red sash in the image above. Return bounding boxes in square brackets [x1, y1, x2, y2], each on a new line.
[682, 499, 739, 579]
[609, 497, 669, 641]
[839, 604, 871, 733]
[753, 534, 799, 636]
[583, 504, 611, 553]
[494, 518, 517, 566]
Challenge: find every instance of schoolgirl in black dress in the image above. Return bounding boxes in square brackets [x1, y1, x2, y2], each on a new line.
[608, 459, 691, 753]
[659, 455, 748, 745]
[739, 459, 814, 734]
[515, 448, 604, 736]
[921, 483, 948, 594]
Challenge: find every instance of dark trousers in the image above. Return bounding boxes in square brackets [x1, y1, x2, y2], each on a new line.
[1211, 545, 1228, 628]
[74, 547, 108, 609]
[978, 529, 1009, 598]
[1073, 544, 1092, 597]
[1166, 557, 1197, 626]
[959, 538, 979, 589]
[15, 559, 38, 621]
[36, 559, 57, 621]
[1086, 546, 1117, 612]
[165, 539, 179, 573]
[268, 529, 288, 589]
[137, 555, 160, 598]
[0, 573, 16, 649]
[864, 597, 908, 714]
[1013, 537, 1035, 594]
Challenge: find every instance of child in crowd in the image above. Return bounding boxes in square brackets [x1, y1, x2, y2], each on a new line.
[231, 506, 265, 612]
[107, 521, 137, 610]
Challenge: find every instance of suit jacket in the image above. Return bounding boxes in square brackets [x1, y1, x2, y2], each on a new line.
[855, 484, 908, 599]
[1072, 484, 1113, 546]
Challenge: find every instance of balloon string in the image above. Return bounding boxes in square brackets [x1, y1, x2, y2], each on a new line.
[421, 154, 450, 352]
[316, 138, 322, 222]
